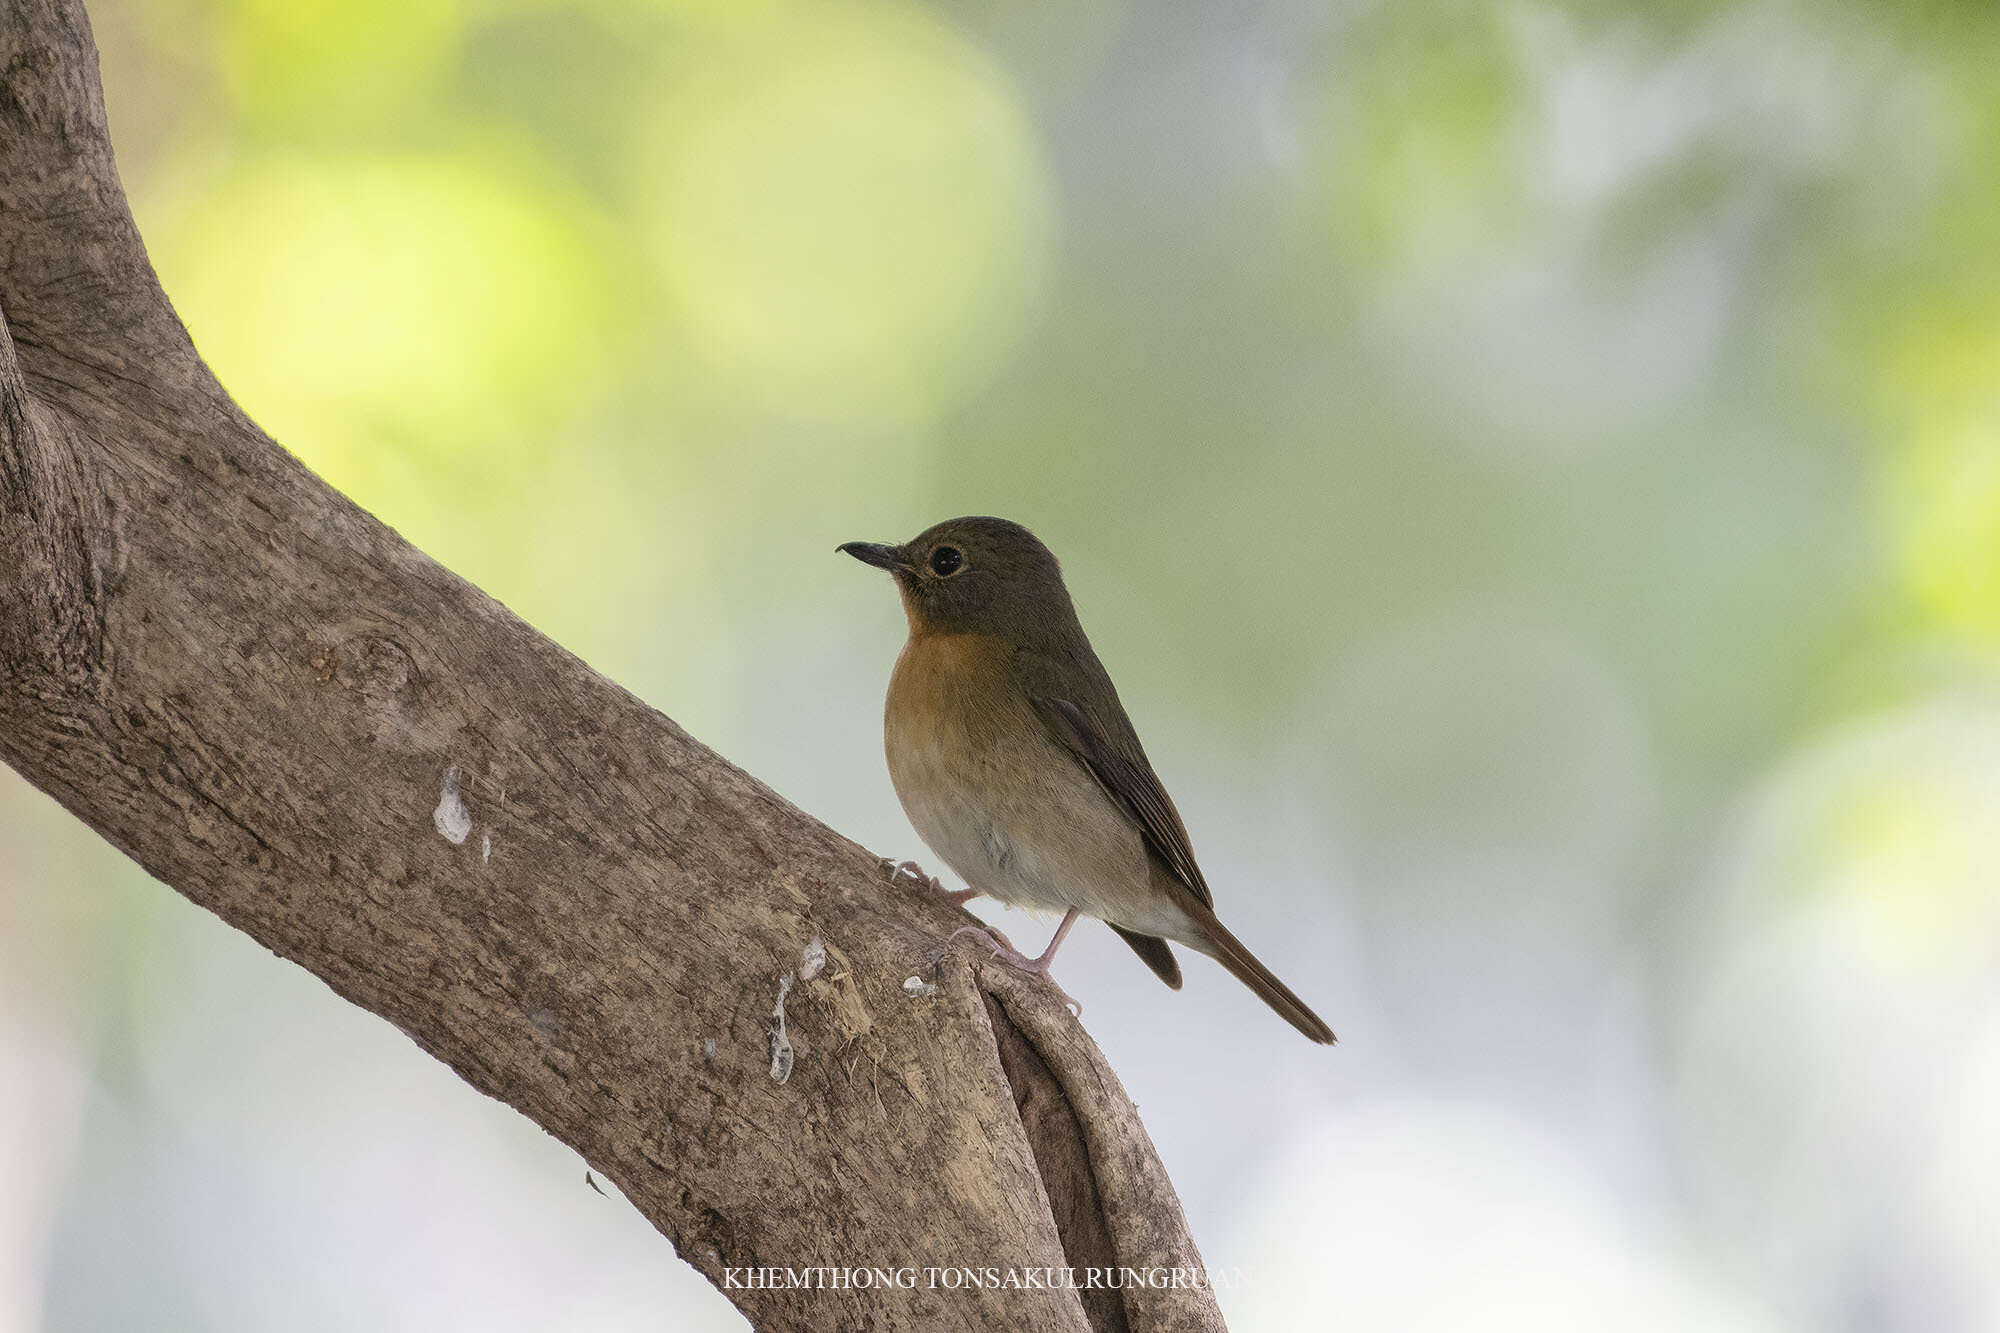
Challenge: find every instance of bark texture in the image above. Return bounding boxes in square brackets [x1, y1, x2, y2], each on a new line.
[0, 2, 1228, 1329]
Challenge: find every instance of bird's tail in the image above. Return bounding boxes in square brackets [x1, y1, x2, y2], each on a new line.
[1179, 898, 1336, 1045]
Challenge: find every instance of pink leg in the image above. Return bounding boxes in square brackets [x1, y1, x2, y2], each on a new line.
[952, 908, 1084, 1015]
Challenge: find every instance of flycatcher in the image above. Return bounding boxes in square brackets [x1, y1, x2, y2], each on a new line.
[840, 516, 1335, 1044]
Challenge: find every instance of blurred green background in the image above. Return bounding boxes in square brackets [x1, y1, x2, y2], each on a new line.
[5, 0, 2000, 1328]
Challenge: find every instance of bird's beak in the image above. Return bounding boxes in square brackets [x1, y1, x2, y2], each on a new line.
[837, 541, 906, 571]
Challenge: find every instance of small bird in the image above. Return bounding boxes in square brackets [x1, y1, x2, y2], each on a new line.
[840, 516, 1335, 1044]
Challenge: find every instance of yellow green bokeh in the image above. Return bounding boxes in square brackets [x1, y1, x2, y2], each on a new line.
[631, 1, 1050, 427]
[156, 151, 617, 484]
[219, 0, 464, 128]
[1880, 315, 2000, 642]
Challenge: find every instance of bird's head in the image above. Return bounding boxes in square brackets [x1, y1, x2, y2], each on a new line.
[838, 516, 1075, 642]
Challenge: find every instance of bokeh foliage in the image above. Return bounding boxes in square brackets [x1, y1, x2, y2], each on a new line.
[4, 0, 2000, 1329]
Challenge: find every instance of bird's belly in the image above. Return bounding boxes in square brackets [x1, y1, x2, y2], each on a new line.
[895, 775, 1079, 915]
[887, 710, 1153, 920]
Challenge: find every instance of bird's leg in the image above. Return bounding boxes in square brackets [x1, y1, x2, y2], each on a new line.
[951, 908, 1083, 1015]
[882, 857, 980, 907]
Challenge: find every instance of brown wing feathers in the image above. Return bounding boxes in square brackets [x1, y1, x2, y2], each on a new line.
[1032, 693, 1336, 1044]
[1031, 695, 1214, 910]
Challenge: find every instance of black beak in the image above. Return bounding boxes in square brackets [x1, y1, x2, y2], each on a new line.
[837, 541, 905, 571]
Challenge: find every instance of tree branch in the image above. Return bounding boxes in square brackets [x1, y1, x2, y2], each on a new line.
[0, 2, 1227, 1329]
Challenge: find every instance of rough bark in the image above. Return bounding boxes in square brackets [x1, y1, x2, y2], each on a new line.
[0, 2, 1229, 1329]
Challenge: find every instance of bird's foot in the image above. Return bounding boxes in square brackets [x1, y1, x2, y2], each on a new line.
[949, 925, 1083, 1016]
[882, 857, 979, 907]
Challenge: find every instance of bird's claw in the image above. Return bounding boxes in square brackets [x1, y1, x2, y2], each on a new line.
[948, 925, 1083, 1016]
[890, 858, 936, 888]
[950, 922, 1017, 955]
[884, 858, 979, 907]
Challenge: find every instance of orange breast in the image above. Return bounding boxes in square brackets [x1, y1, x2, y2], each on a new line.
[886, 632, 1012, 753]
[882, 630, 1160, 923]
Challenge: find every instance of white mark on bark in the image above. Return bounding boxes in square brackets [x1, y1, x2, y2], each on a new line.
[703, 1038, 716, 1060]
[902, 976, 937, 999]
[800, 935, 826, 981]
[769, 973, 796, 1084]
[481, 833, 492, 863]
[433, 766, 472, 844]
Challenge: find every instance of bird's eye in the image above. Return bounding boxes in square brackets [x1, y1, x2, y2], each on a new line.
[929, 546, 964, 577]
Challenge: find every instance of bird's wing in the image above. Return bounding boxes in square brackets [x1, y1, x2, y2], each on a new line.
[1030, 694, 1215, 912]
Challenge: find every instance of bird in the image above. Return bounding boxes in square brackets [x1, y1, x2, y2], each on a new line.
[839, 516, 1335, 1044]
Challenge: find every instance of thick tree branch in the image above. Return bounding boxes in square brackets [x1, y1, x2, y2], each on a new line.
[0, 2, 1227, 1329]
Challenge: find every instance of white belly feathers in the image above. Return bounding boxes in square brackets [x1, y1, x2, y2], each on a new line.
[882, 632, 1178, 934]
